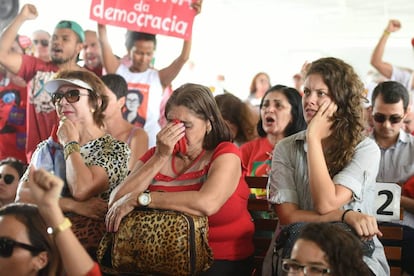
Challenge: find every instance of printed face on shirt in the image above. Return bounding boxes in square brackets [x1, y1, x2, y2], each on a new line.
[302, 73, 333, 124]
[260, 90, 292, 137]
[372, 93, 406, 141]
[125, 92, 142, 112]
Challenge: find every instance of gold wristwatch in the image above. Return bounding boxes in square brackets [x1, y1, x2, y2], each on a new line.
[64, 141, 80, 160]
[47, 217, 72, 237]
[137, 190, 151, 207]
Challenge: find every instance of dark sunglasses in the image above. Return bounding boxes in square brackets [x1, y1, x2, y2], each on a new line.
[0, 173, 15, 185]
[33, 39, 49, 47]
[0, 237, 44, 257]
[52, 89, 90, 105]
[373, 113, 404, 124]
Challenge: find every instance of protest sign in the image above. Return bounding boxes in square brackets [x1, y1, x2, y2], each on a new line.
[90, 0, 196, 40]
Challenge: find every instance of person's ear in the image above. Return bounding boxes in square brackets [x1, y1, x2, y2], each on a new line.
[406, 105, 412, 115]
[206, 121, 212, 134]
[33, 251, 49, 272]
[118, 96, 126, 109]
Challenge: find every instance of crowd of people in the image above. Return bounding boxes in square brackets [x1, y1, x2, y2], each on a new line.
[1, 2, 414, 275]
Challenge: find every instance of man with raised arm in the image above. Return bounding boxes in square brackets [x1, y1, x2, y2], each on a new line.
[0, 4, 85, 161]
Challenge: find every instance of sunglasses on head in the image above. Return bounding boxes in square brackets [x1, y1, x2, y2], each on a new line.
[52, 89, 90, 105]
[0, 173, 15, 185]
[373, 113, 404, 124]
[33, 39, 49, 47]
[0, 237, 44, 258]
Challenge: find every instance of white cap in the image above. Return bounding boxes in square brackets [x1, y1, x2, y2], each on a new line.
[44, 78, 93, 93]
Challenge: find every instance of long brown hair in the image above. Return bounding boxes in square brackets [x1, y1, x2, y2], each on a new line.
[305, 57, 365, 176]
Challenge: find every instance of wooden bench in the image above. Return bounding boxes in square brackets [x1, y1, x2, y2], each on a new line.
[378, 224, 404, 276]
[245, 176, 404, 276]
[245, 176, 277, 276]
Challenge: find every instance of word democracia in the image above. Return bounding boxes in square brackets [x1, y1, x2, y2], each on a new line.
[92, 0, 190, 35]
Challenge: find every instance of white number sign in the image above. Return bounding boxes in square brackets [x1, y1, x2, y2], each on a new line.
[375, 182, 401, 222]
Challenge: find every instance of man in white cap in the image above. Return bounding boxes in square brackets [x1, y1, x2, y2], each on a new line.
[0, 4, 86, 161]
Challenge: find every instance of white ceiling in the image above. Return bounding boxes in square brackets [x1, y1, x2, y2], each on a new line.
[14, 0, 414, 98]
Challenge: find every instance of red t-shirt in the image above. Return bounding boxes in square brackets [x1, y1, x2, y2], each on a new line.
[140, 142, 255, 260]
[86, 262, 102, 276]
[17, 55, 59, 161]
[403, 175, 414, 198]
[240, 137, 274, 176]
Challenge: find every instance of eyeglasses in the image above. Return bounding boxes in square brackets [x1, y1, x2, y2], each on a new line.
[33, 39, 49, 47]
[0, 173, 15, 185]
[0, 237, 44, 257]
[282, 259, 331, 275]
[373, 113, 404, 124]
[52, 89, 90, 105]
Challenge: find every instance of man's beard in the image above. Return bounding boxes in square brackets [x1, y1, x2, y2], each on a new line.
[51, 53, 79, 65]
[52, 56, 71, 65]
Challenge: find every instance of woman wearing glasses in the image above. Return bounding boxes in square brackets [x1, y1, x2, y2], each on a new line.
[264, 57, 389, 275]
[0, 157, 26, 208]
[282, 222, 372, 276]
[31, 29, 50, 62]
[0, 168, 102, 276]
[16, 69, 130, 260]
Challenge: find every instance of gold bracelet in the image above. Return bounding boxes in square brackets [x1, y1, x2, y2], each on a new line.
[64, 141, 80, 160]
[383, 30, 391, 36]
[47, 217, 72, 237]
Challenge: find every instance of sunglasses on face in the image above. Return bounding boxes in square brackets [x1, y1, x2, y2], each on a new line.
[52, 89, 90, 105]
[0, 173, 15, 185]
[33, 39, 49, 47]
[373, 113, 404, 124]
[0, 237, 44, 258]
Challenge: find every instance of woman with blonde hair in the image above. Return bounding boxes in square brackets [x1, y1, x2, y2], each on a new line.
[17, 69, 130, 260]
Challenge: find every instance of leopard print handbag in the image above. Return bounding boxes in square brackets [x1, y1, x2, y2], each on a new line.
[97, 208, 213, 276]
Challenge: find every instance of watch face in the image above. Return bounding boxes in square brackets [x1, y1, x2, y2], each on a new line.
[139, 193, 150, 206]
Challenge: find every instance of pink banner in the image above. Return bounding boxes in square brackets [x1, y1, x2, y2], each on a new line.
[90, 0, 196, 40]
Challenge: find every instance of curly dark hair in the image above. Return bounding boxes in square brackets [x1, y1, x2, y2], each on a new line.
[305, 57, 365, 176]
[296, 222, 372, 276]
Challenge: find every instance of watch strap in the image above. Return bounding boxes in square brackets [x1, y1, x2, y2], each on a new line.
[47, 217, 72, 237]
